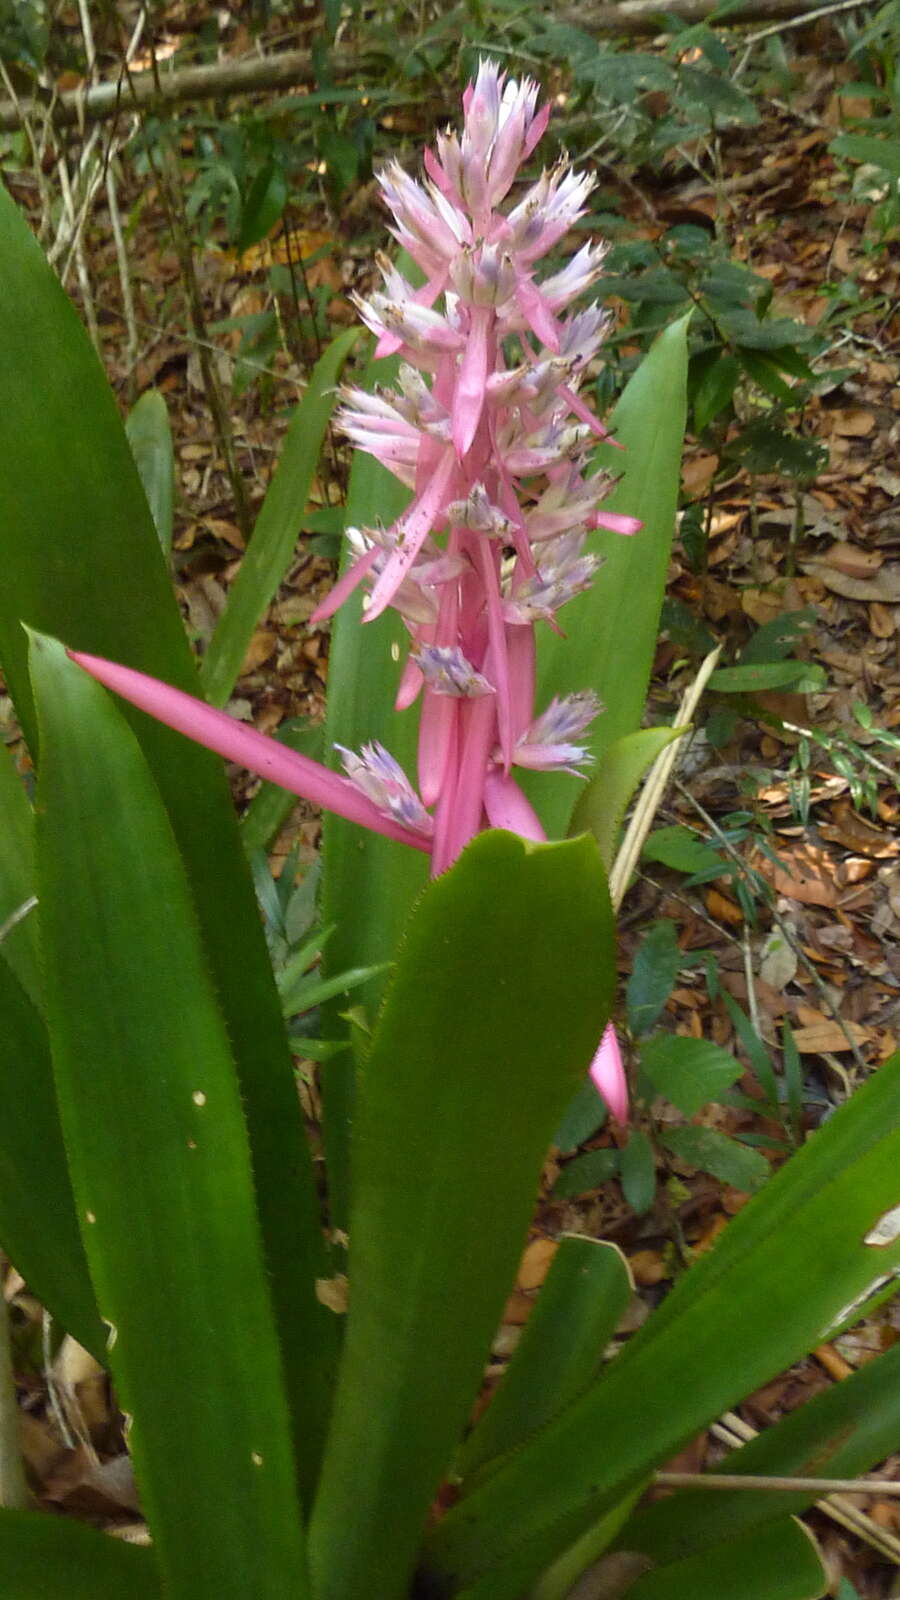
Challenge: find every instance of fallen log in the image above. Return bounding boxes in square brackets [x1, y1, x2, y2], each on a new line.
[0, 0, 863, 134]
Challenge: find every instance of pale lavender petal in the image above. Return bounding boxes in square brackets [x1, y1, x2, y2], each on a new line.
[589, 1024, 629, 1122]
[336, 742, 433, 837]
[414, 645, 494, 697]
[69, 651, 431, 852]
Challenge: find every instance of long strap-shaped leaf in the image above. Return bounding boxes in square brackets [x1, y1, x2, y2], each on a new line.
[0, 1510, 161, 1599]
[0, 742, 39, 1010]
[308, 830, 616, 1600]
[200, 326, 360, 707]
[618, 1335, 900, 1562]
[319, 343, 427, 1229]
[0, 956, 103, 1357]
[31, 634, 308, 1600]
[527, 316, 690, 839]
[422, 1050, 900, 1596]
[625, 1517, 825, 1600]
[0, 186, 335, 1496]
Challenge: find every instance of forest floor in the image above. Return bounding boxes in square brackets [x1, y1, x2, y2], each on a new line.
[3, 10, 900, 1593]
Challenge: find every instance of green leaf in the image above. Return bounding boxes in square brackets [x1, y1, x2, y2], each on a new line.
[620, 1129, 657, 1215]
[677, 64, 760, 127]
[553, 1148, 621, 1197]
[318, 334, 428, 1228]
[661, 1124, 770, 1191]
[0, 1510, 161, 1599]
[529, 315, 690, 839]
[831, 132, 900, 178]
[738, 350, 800, 407]
[237, 159, 289, 253]
[642, 824, 723, 877]
[721, 992, 780, 1108]
[279, 960, 391, 1019]
[31, 635, 309, 1600]
[724, 420, 827, 480]
[641, 1035, 744, 1115]
[709, 661, 824, 693]
[0, 741, 40, 1009]
[125, 390, 175, 556]
[692, 350, 739, 434]
[627, 919, 681, 1036]
[569, 726, 683, 871]
[201, 325, 359, 707]
[458, 1239, 632, 1481]
[0, 954, 104, 1356]
[307, 831, 616, 1600]
[554, 1078, 608, 1155]
[421, 1052, 900, 1597]
[619, 1336, 900, 1561]
[739, 610, 816, 665]
[0, 186, 335, 1498]
[627, 1518, 824, 1600]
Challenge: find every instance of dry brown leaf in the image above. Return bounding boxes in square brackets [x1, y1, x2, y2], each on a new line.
[755, 843, 838, 907]
[628, 1249, 669, 1286]
[682, 453, 718, 496]
[820, 806, 899, 858]
[705, 888, 744, 925]
[740, 587, 786, 625]
[315, 1274, 349, 1314]
[792, 1020, 872, 1053]
[813, 1342, 854, 1381]
[823, 541, 883, 578]
[828, 408, 876, 437]
[869, 601, 896, 638]
[241, 630, 277, 674]
[501, 1290, 535, 1325]
[517, 1236, 558, 1291]
[801, 559, 900, 603]
[202, 517, 245, 552]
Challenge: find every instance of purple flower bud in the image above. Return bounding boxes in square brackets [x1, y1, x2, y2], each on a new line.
[414, 646, 495, 697]
[336, 743, 433, 836]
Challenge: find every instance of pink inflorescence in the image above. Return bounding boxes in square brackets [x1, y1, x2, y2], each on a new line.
[69, 62, 636, 1121]
[313, 58, 638, 875]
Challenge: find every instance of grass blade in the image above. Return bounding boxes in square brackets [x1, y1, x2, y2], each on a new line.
[200, 326, 359, 707]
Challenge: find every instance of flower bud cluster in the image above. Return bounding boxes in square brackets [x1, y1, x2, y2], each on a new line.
[314, 58, 639, 873]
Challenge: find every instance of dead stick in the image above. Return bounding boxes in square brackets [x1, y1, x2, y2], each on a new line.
[0, 0, 861, 134]
[656, 1471, 900, 1496]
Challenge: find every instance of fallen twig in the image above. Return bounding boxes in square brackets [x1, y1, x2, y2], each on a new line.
[0, 1, 863, 134]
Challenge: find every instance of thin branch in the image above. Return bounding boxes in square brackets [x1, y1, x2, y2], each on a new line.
[713, 1411, 900, 1565]
[0, 1, 860, 133]
[609, 647, 722, 912]
[656, 1470, 900, 1496]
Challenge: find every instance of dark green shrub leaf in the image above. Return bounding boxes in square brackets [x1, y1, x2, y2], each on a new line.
[641, 1035, 743, 1114]
[661, 1124, 770, 1192]
[619, 1129, 657, 1214]
[627, 919, 681, 1036]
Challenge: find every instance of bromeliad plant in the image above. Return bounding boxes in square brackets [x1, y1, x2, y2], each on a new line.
[0, 60, 899, 1600]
